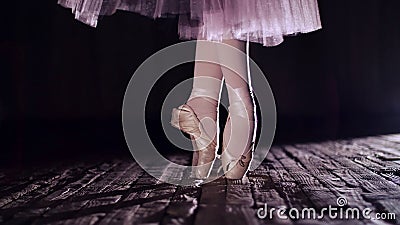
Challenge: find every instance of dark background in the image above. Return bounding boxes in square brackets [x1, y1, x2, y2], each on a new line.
[1, 0, 400, 168]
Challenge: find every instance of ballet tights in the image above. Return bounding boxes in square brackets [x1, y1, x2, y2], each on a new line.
[186, 39, 256, 162]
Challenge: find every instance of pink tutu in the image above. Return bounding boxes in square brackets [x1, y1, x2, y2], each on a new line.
[58, 0, 322, 46]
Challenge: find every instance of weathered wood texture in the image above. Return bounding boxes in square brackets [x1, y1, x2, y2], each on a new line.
[1, 134, 400, 224]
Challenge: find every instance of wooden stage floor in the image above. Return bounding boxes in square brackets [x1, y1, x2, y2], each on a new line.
[1, 134, 400, 224]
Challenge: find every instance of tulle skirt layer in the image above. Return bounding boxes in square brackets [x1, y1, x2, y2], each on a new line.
[58, 0, 322, 46]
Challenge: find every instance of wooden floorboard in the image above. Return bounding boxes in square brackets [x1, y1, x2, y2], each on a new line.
[1, 134, 400, 225]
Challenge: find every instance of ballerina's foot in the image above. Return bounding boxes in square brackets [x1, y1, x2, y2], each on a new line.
[222, 148, 253, 180]
[171, 104, 217, 180]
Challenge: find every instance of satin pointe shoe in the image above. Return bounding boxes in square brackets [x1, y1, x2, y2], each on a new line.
[220, 87, 256, 179]
[170, 104, 217, 179]
[220, 133, 254, 179]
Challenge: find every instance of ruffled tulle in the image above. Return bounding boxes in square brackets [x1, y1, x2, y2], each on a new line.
[58, 0, 322, 46]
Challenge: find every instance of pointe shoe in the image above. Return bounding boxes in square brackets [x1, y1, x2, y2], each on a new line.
[220, 132, 254, 179]
[170, 104, 217, 179]
[220, 87, 256, 179]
